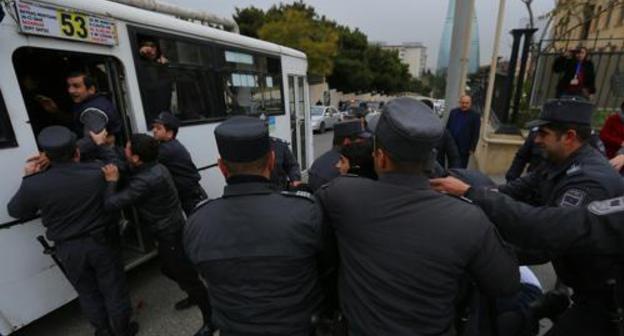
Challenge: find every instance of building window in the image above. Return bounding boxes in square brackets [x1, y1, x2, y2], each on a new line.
[0, 90, 17, 149]
[605, 5, 612, 29]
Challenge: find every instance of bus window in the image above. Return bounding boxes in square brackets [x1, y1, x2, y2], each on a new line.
[134, 34, 225, 126]
[221, 52, 284, 117]
[0, 90, 17, 149]
[12, 47, 127, 139]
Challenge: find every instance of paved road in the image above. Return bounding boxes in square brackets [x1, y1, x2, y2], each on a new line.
[13, 132, 555, 335]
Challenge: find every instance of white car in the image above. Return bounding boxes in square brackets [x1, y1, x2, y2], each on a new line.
[311, 106, 341, 133]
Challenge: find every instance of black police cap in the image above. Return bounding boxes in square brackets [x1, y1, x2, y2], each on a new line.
[37, 126, 77, 155]
[375, 97, 443, 162]
[153, 111, 181, 131]
[79, 108, 108, 134]
[333, 120, 371, 139]
[526, 99, 594, 128]
[214, 116, 270, 163]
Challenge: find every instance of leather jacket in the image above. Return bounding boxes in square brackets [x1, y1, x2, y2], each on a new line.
[104, 162, 184, 238]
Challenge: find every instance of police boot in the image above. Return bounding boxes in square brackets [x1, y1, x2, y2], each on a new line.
[193, 323, 214, 336]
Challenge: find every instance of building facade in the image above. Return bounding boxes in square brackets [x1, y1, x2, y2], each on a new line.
[381, 42, 427, 79]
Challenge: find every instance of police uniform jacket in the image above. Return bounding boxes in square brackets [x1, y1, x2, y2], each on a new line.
[184, 176, 323, 336]
[307, 148, 341, 191]
[104, 162, 184, 238]
[158, 139, 202, 197]
[270, 137, 301, 187]
[499, 143, 624, 298]
[8, 161, 116, 242]
[317, 173, 519, 336]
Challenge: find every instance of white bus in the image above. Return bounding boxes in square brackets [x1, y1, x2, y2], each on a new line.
[0, 0, 313, 333]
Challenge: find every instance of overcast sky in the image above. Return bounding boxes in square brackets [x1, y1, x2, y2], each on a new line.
[168, 0, 555, 70]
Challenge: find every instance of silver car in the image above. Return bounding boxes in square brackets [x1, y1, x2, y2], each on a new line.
[311, 106, 341, 133]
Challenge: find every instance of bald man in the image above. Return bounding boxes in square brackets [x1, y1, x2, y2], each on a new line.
[446, 95, 481, 168]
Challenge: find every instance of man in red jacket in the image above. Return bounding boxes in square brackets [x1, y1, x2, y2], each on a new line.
[599, 101, 624, 159]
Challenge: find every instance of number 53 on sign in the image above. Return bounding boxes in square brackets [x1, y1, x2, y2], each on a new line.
[58, 12, 88, 39]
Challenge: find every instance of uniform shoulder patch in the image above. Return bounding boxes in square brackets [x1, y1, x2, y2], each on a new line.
[281, 190, 314, 202]
[566, 163, 582, 176]
[559, 188, 586, 207]
[588, 197, 624, 216]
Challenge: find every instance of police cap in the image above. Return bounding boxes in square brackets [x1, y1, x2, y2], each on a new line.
[375, 97, 443, 162]
[334, 120, 371, 139]
[215, 116, 270, 162]
[153, 111, 181, 131]
[526, 99, 594, 128]
[79, 108, 108, 134]
[37, 126, 77, 156]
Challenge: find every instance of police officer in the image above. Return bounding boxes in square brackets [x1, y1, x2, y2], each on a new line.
[184, 116, 326, 336]
[101, 134, 212, 336]
[7, 126, 136, 336]
[431, 176, 624, 336]
[317, 98, 519, 335]
[506, 126, 607, 182]
[151, 112, 207, 216]
[499, 99, 623, 208]
[269, 136, 302, 189]
[308, 120, 371, 191]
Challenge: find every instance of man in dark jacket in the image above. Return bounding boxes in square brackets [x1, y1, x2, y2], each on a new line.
[446, 95, 481, 168]
[308, 120, 371, 191]
[318, 98, 519, 336]
[151, 112, 207, 216]
[7, 126, 136, 336]
[270, 137, 302, 189]
[102, 134, 212, 336]
[184, 116, 326, 335]
[553, 47, 596, 99]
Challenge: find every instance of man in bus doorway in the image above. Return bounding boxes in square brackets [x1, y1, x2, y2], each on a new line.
[39, 71, 123, 148]
[101, 134, 213, 336]
[151, 112, 208, 216]
[7, 126, 137, 336]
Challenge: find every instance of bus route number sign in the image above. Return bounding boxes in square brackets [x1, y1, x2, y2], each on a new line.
[15, 0, 118, 46]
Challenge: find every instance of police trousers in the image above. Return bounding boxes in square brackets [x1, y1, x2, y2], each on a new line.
[55, 236, 132, 335]
[157, 231, 211, 323]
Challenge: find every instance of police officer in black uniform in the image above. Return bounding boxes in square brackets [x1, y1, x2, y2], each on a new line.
[499, 99, 623, 208]
[317, 98, 519, 335]
[308, 120, 371, 191]
[431, 177, 624, 336]
[7, 126, 136, 336]
[101, 134, 212, 336]
[152, 112, 208, 216]
[269, 136, 302, 189]
[184, 116, 326, 336]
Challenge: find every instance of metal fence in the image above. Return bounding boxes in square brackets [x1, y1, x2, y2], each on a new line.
[529, 38, 624, 114]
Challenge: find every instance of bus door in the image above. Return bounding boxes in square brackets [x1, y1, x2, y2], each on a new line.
[12, 47, 155, 263]
[288, 75, 310, 170]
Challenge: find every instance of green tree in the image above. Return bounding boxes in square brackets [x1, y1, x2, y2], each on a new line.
[258, 9, 339, 77]
[233, 6, 266, 38]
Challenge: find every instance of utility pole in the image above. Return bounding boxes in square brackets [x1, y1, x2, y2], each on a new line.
[443, 0, 476, 125]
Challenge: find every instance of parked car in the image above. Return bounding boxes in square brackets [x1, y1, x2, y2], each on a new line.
[311, 105, 341, 133]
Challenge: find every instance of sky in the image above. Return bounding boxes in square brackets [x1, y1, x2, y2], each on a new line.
[167, 0, 555, 70]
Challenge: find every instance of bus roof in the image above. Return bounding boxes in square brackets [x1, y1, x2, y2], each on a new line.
[3, 0, 307, 60]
